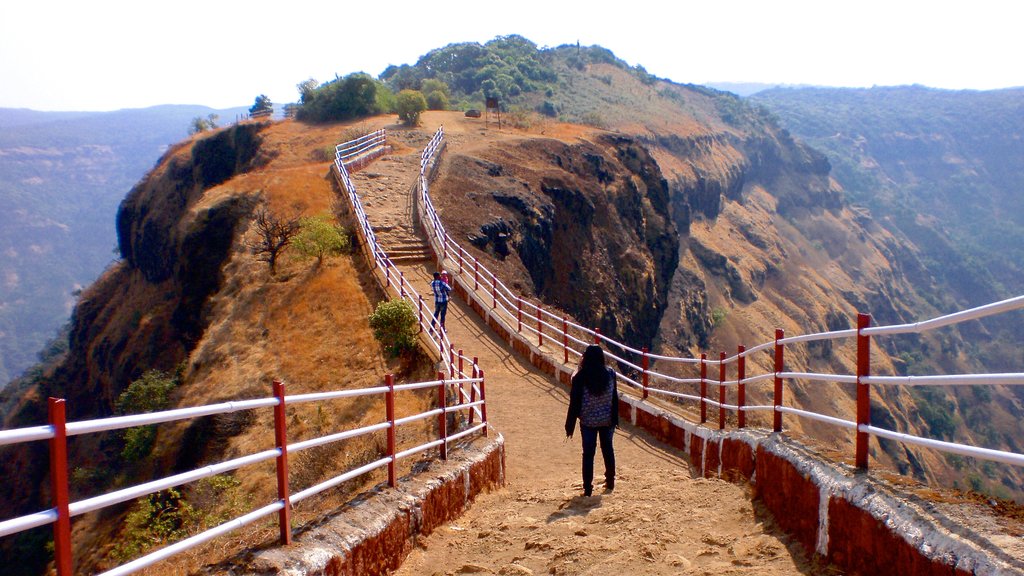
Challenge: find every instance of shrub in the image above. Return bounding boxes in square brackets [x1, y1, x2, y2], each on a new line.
[296, 73, 386, 123]
[369, 300, 418, 355]
[116, 370, 179, 461]
[292, 213, 350, 265]
[395, 90, 427, 125]
[426, 90, 449, 111]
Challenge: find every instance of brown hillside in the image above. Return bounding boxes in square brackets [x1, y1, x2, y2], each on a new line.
[0, 116, 444, 573]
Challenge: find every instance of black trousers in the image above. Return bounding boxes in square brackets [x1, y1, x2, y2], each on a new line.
[580, 425, 615, 491]
[432, 300, 448, 326]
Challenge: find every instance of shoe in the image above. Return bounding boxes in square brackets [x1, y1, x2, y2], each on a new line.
[605, 477, 614, 491]
[583, 486, 593, 497]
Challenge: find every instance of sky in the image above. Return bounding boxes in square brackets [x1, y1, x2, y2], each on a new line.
[1, 0, 1021, 112]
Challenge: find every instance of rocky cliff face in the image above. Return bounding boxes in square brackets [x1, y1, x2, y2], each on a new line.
[0, 123, 268, 571]
[432, 134, 678, 348]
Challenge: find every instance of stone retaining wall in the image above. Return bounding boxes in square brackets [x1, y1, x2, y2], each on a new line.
[225, 436, 505, 575]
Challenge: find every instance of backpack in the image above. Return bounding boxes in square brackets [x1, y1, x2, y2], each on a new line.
[579, 369, 614, 428]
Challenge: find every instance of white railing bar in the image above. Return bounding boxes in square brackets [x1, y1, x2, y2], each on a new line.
[289, 457, 392, 505]
[285, 387, 389, 405]
[66, 398, 280, 436]
[393, 380, 446, 392]
[289, 422, 392, 453]
[862, 373, 1024, 386]
[741, 405, 777, 412]
[862, 425, 1024, 467]
[394, 409, 444, 427]
[777, 406, 858, 430]
[647, 371, 703, 385]
[97, 501, 286, 576]
[646, 388, 702, 403]
[70, 449, 281, 517]
[740, 341, 775, 357]
[446, 423, 487, 444]
[778, 372, 859, 384]
[395, 439, 445, 461]
[0, 509, 59, 538]
[720, 402, 740, 411]
[616, 373, 642, 389]
[0, 424, 54, 446]
[645, 352, 703, 364]
[778, 329, 857, 346]
[740, 373, 777, 385]
[862, 295, 1024, 337]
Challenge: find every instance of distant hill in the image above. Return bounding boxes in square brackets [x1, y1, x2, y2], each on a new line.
[0, 104, 245, 385]
[752, 86, 1024, 317]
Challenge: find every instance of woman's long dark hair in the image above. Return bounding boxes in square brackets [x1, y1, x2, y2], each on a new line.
[575, 344, 609, 394]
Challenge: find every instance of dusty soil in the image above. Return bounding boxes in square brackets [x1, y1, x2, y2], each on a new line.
[356, 113, 823, 575]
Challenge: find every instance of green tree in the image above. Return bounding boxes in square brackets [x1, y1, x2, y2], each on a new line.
[296, 72, 388, 123]
[395, 90, 427, 125]
[292, 214, 350, 265]
[249, 94, 273, 118]
[368, 300, 418, 355]
[296, 78, 318, 103]
[116, 370, 179, 461]
[188, 113, 219, 135]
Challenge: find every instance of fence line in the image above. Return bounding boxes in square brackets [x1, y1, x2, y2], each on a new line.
[410, 125, 1024, 477]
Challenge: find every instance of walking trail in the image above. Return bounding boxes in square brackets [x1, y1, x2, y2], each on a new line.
[350, 120, 819, 576]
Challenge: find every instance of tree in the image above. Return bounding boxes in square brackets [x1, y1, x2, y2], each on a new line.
[188, 113, 219, 135]
[296, 72, 388, 123]
[249, 94, 273, 118]
[250, 207, 300, 275]
[395, 90, 427, 125]
[292, 213, 350, 266]
[297, 78, 318, 103]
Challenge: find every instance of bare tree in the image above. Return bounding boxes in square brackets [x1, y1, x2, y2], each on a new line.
[250, 207, 300, 275]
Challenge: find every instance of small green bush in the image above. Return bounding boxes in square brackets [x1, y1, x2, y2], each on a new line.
[395, 90, 427, 125]
[116, 370, 179, 461]
[369, 300, 418, 355]
[293, 214, 350, 265]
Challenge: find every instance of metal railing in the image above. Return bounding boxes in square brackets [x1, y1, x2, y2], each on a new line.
[0, 372, 487, 575]
[411, 126, 1024, 474]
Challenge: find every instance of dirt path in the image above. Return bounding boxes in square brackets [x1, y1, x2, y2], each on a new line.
[353, 119, 817, 575]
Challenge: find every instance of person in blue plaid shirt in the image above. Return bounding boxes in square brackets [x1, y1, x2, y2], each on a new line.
[430, 271, 452, 331]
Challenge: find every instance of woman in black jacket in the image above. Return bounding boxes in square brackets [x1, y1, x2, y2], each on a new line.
[565, 344, 619, 496]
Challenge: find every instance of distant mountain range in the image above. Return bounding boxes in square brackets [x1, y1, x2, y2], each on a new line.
[0, 104, 246, 385]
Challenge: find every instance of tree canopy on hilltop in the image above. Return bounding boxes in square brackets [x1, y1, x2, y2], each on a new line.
[296, 73, 393, 123]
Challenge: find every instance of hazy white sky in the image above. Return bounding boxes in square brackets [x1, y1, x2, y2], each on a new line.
[1, 0, 1020, 111]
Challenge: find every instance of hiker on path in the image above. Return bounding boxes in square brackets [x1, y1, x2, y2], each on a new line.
[565, 344, 619, 496]
[430, 271, 452, 331]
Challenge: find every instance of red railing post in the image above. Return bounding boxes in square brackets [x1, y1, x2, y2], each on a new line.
[48, 398, 72, 576]
[469, 364, 478, 425]
[399, 271, 406, 298]
[719, 352, 727, 430]
[538, 305, 544, 346]
[385, 260, 391, 289]
[491, 281, 497, 309]
[774, 329, 785, 433]
[272, 380, 292, 545]
[642, 347, 649, 400]
[594, 327, 601, 345]
[563, 317, 569, 363]
[474, 258, 479, 291]
[449, 347, 456, 379]
[700, 354, 707, 424]
[385, 374, 396, 487]
[737, 345, 746, 429]
[459, 246, 465, 275]
[418, 295, 424, 333]
[479, 368, 488, 437]
[517, 297, 523, 333]
[437, 371, 448, 460]
[856, 313, 872, 470]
